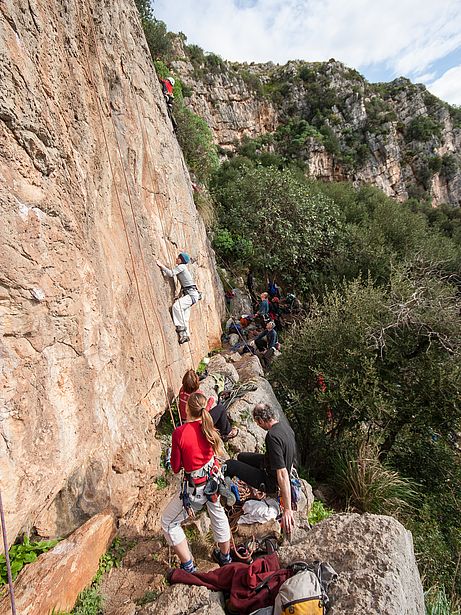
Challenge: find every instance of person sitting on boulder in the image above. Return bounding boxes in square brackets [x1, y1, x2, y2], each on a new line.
[157, 252, 201, 345]
[161, 392, 233, 571]
[223, 403, 297, 536]
[179, 369, 239, 441]
[254, 321, 278, 353]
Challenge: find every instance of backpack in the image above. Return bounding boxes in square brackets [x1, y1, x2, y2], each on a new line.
[273, 562, 337, 615]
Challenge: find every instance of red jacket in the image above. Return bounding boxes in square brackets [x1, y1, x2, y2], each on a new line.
[169, 553, 292, 615]
[170, 421, 214, 474]
[178, 386, 215, 421]
[161, 79, 173, 94]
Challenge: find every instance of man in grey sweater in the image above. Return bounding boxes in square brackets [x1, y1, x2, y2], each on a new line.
[157, 252, 200, 344]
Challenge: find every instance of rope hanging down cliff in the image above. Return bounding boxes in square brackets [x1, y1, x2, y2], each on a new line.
[75, 0, 178, 426]
[88, 0, 199, 364]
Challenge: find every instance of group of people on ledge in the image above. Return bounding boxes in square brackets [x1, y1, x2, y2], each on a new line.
[161, 388, 297, 572]
[156, 252, 297, 572]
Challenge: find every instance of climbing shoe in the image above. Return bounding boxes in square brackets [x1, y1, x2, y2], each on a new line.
[218, 476, 236, 507]
[223, 427, 239, 442]
[178, 330, 190, 344]
[212, 548, 232, 567]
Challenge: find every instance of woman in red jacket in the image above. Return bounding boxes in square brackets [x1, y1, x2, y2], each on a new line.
[161, 392, 232, 572]
[179, 369, 238, 440]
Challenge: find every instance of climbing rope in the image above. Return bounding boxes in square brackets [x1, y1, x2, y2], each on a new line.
[75, 0, 177, 427]
[0, 490, 16, 615]
[112, 5, 205, 369]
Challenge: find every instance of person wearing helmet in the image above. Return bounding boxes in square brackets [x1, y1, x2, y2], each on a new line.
[160, 75, 175, 107]
[157, 252, 201, 344]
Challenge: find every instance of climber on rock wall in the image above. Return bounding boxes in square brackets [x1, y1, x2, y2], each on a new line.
[157, 252, 201, 344]
[160, 76, 175, 106]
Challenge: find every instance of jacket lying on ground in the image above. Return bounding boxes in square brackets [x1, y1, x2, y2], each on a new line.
[169, 553, 293, 615]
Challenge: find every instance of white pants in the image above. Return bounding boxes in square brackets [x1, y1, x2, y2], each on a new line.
[172, 292, 199, 335]
[161, 484, 231, 547]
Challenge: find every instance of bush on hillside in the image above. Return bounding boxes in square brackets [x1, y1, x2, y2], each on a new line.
[211, 163, 341, 292]
[405, 115, 442, 142]
[271, 269, 461, 592]
[175, 104, 219, 184]
[135, 0, 173, 62]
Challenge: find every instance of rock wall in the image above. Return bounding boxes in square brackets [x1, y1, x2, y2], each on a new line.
[173, 51, 461, 206]
[0, 0, 223, 544]
[171, 45, 278, 150]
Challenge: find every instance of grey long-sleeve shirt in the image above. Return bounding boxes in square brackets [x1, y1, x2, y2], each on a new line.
[160, 263, 195, 289]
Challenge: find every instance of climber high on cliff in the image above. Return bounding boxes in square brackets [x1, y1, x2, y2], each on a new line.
[157, 252, 201, 345]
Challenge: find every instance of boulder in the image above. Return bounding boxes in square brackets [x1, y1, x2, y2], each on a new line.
[296, 479, 315, 515]
[278, 513, 425, 615]
[229, 333, 240, 347]
[226, 376, 292, 454]
[207, 354, 240, 382]
[139, 584, 226, 615]
[229, 288, 253, 319]
[0, 513, 116, 615]
[234, 354, 264, 381]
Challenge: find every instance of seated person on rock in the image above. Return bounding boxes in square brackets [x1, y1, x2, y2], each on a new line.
[161, 392, 232, 571]
[179, 369, 238, 441]
[223, 403, 297, 535]
[254, 321, 279, 369]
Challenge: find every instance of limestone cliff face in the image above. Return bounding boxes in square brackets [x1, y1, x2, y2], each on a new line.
[171, 44, 278, 150]
[0, 0, 223, 543]
[173, 52, 461, 206]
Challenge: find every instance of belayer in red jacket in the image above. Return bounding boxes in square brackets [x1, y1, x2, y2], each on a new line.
[161, 392, 232, 572]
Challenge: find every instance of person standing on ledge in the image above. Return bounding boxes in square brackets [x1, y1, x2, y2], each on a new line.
[157, 252, 201, 345]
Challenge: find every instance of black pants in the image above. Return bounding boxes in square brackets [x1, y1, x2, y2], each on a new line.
[210, 402, 231, 438]
[224, 452, 277, 494]
[255, 337, 268, 352]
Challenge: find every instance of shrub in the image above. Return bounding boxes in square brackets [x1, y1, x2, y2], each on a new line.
[175, 105, 219, 184]
[405, 115, 442, 142]
[0, 536, 58, 584]
[425, 586, 461, 615]
[211, 164, 341, 291]
[187, 44, 206, 67]
[332, 441, 416, 515]
[441, 154, 459, 180]
[308, 501, 334, 525]
[135, 1, 173, 62]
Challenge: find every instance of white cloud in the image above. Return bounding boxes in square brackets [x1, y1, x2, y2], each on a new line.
[426, 65, 461, 105]
[153, 0, 461, 81]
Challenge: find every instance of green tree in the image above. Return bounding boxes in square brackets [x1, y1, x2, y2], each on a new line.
[211, 163, 341, 292]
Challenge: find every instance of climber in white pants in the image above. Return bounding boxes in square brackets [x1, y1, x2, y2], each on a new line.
[157, 252, 201, 344]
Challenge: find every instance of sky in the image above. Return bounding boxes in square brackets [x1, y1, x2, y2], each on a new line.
[153, 0, 461, 106]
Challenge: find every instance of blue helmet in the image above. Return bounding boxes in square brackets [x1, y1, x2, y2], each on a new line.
[179, 252, 190, 264]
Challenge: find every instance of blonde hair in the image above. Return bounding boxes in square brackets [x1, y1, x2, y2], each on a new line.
[187, 392, 225, 458]
[182, 369, 199, 394]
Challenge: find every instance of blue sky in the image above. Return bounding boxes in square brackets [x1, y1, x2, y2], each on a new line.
[153, 0, 461, 105]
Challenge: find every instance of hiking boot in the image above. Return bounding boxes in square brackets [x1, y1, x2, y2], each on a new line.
[212, 548, 232, 567]
[218, 476, 236, 507]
